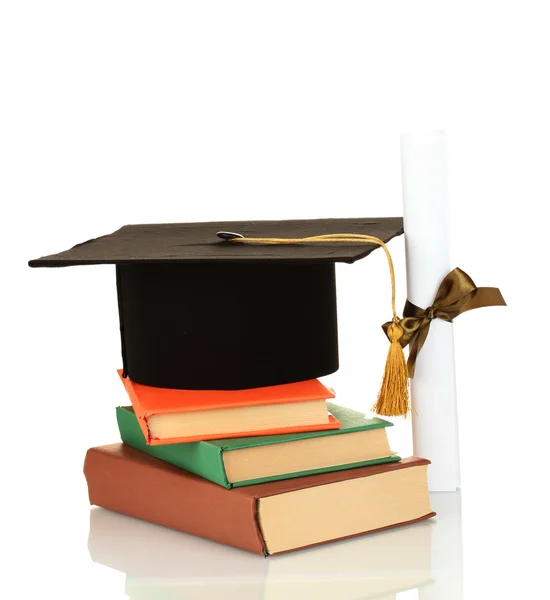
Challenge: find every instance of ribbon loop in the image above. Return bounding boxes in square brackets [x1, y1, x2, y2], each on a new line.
[383, 267, 506, 377]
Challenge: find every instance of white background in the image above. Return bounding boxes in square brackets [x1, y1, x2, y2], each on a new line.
[1, 2, 549, 599]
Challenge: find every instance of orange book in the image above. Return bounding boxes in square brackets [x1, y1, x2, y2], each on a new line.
[118, 371, 340, 445]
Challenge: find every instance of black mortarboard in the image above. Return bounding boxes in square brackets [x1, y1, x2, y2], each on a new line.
[29, 218, 403, 391]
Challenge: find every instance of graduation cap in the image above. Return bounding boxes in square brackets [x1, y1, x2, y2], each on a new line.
[29, 218, 406, 413]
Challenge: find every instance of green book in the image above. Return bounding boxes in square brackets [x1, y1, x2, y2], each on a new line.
[116, 403, 400, 489]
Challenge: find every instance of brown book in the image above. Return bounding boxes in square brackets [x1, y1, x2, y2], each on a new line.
[84, 444, 435, 556]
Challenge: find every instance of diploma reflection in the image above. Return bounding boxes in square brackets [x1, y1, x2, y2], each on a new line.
[88, 491, 463, 600]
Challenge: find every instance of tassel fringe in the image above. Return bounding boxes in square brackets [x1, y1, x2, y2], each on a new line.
[372, 321, 410, 417]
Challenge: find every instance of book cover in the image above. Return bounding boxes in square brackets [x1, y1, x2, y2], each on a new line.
[116, 403, 400, 488]
[84, 444, 434, 556]
[119, 370, 340, 445]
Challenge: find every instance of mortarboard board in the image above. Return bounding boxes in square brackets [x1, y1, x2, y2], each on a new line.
[29, 218, 403, 392]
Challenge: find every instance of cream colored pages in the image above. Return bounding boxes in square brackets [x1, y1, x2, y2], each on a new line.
[148, 399, 328, 439]
[259, 466, 431, 554]
[224, 428, 391, 482]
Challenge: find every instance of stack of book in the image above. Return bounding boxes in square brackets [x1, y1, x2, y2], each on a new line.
[85, 373, 434, 556]
[29, 217, 436, 555]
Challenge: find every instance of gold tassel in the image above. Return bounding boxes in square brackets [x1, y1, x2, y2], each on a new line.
[218, 231, 410, 417]
[371, 319, 410, 417]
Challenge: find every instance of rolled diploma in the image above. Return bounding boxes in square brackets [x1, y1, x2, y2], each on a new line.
[401, 131, 460, 492]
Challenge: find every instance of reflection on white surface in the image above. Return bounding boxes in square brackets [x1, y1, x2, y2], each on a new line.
[88, 492, 463, 600]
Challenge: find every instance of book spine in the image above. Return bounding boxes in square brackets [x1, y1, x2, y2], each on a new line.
[84, 445, 266, 555]
[116, 408, 230, 488]
[118, 372, 152, 443]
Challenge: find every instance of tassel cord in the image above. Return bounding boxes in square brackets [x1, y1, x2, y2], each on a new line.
[227, 233, 399, 323]
[226, 232, 409, 416]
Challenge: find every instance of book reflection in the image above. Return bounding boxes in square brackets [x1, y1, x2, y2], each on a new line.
[88, 492, 463, 600]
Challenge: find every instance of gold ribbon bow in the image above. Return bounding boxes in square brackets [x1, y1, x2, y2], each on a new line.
[383, 267, 506, 377]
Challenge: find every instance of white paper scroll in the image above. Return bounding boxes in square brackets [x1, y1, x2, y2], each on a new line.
[401, 131, 460, 492]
